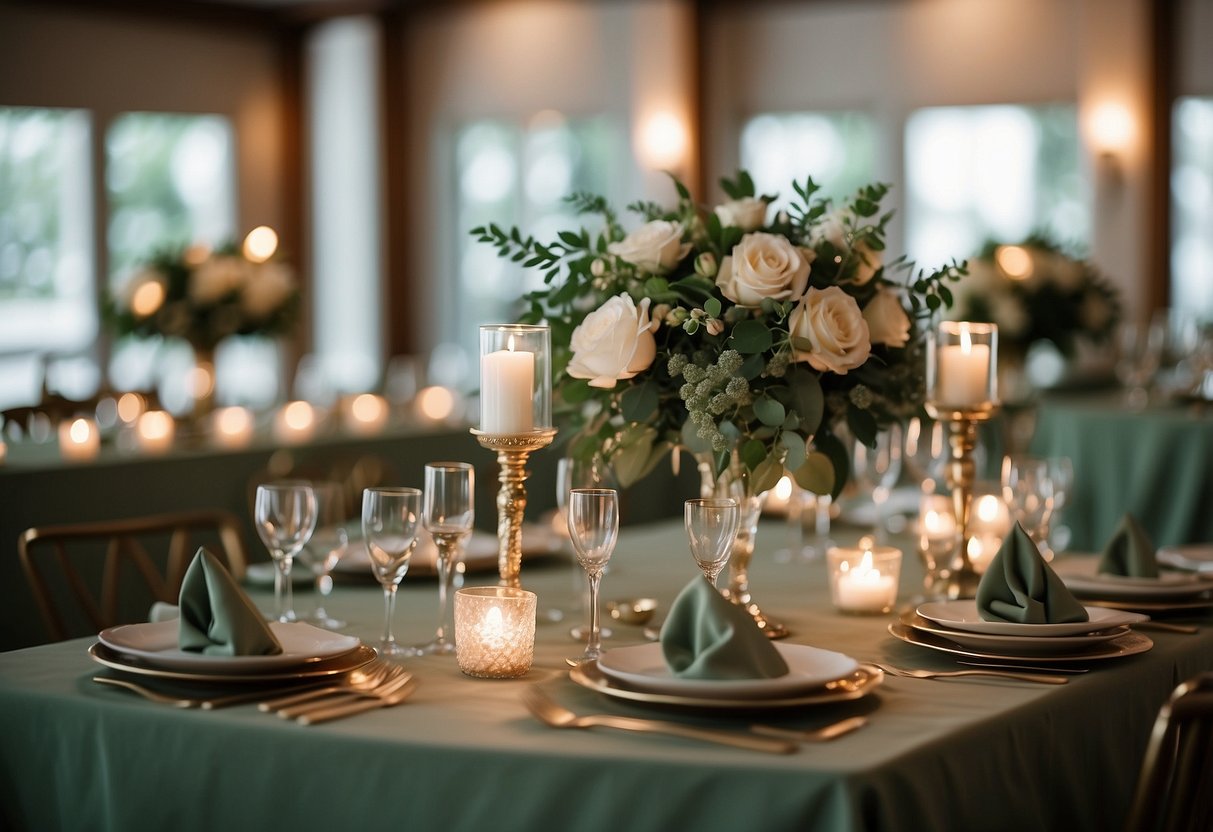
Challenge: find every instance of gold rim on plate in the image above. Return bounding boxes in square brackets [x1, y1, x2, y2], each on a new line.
[887, 622, 1153, 663]
[88, 642, 377, 683]
[569, 660, 882, 710]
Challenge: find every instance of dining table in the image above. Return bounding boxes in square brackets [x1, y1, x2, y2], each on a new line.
[1, 517, 1210, 832]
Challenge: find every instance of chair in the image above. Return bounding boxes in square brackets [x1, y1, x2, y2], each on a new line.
[18, 510, 249, 642]
[1124, 672, 1213, 832]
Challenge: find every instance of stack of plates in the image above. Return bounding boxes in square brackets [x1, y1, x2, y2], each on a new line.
[91, 620, 373, 683]
[889, 600, 1153, 664]
[569, 642, 882, 710]
[1052, 556, 1213, 613]
[1157, 544, 1213, 576]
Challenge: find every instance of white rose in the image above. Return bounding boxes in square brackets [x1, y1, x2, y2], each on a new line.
[190, 256, 248, 305]
[567, 293, 659, 388]
[607, 220, 691, 274]
[241, 262, 296, 318]
[713, 197, 767, 232]
[862, 288, 912, 348]
[811, 211, 847, 250]
[789, 286, 872, 374]
[716, 232, 811, 307]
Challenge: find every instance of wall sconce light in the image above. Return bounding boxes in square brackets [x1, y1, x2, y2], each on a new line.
[1087, 101, 1134, 190]
[636, 110, 689, 172]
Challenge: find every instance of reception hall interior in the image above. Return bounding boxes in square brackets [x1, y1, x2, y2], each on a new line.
[1, 1, 1211, 830]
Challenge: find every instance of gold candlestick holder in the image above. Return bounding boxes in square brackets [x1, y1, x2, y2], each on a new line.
[471, 428, 557, 588]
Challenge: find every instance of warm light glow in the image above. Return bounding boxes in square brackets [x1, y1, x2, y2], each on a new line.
[976, 494, 1002, 524]
[351, 393, 386, 423]
[416, 386, 456, 422]
[116, 392, 146, 425]
[507, 334, 516, 353]
[187, 362, 215, 400]
[130, 281, 165, 317]
[242, 226, 279, 263]
[967, 536, 985, 559]
[59, 417, 101, 461]
[69, 418, 91, 444]
[0, 439, 6, 464]
[637, 110, 689, 171]
[213, 406, 254, 449]
[959, 324, 973, 354]
[995, 245, 1033, 280]
[283, 401, 314, 431]
[182, 244, 212, 267]
[774, 476, 793, 502]
[136, 411, 175, 454]
[1088, 101, 1134, 155]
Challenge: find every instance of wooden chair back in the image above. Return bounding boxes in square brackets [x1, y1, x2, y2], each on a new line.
[1125, 672, 1213, 832]
[18, 510, 249, 642]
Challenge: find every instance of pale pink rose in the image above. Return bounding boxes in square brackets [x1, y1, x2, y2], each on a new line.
[862, 288, 912, 348]
[716, 232, 811, 307]
[789, 286, 872, 374]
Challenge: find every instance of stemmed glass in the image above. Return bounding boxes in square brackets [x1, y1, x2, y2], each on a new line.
[362, 486, 424, 659]
[297, 480, 349, 630]
[1046, 457, 1074, 553]
[566, 488, 619, 664]
[421, 462, 474, 655]
[254, 482, 318, 623]
[1115, 320, 1165, 408]
[554, 456, 614, 639]
[851, 423, 904, 541]
[684, 498, 741, 587]
[1001, 455, 1056, 561]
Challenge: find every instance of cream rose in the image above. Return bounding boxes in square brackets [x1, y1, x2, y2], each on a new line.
[241, 262, 296, 318]
[567, 293, 659, 388]
[713, 197, 767, 232]
[716, 232, 811, 307]
[607, 220, 690, 274]
[190, 255, 248, 305]
[812, 210, 881, 284]
[789, 286, 871, 374]
[862, 288, 912, 348]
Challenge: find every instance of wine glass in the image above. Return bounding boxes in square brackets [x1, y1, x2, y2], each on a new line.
[254, 481, 318, 623]
[1115, 319, 1165, 408]
[1046, 456, 1074, 553]
[1000, 455, 1056, 561]
[555, 456, 614, 639]
[421, 462, 474, 655]
[903, 416, 946, 490]
[851, 423, 904, 541]
[296, 480, 351, 630]
[362, 486, 424, 659]
[684, 497, 740, 587]
[566, 488, 619, 664]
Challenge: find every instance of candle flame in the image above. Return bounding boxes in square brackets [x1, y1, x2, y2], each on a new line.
[960, 325, 973, 354]
[69, 418, 91, 443]
[774, 476, 793, 501]
[507, 334, 516, 353]
[976, 494, 1001, 524]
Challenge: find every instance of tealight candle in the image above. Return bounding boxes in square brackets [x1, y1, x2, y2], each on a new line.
[415, 385, 458, 424]
[58, 417, 100, 462]
[827, 545, 901, 614]
[135, 411, 175, 455]
[454, 586, 537, 678]
[343, 393, 389, 436]
[480, 336, 534, 434]
[274, 401, 316, 444]
[968, 485, 1013, 568]
[212, 406, 255, 449]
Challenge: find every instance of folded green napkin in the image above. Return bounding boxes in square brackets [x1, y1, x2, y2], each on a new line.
[659, 576, 788, 680]
[976, 523, 1089, 624]
[178, 548, 283, 656]
[1097, 514, 1159, 578]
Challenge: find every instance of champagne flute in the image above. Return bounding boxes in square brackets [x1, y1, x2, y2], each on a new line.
[567, 488, 619, 664]
[1046, 456, 1074, 553]
[1001, 455, 1056, 561]
[297, 480, 349, 630]
[255, 482, 318, 623]
[362, 486, 424, 659]
[555, 456, 614, 639]
[421, 462, 474, 655]
[851, 424, 903, 542]
[684, 497, 740, 587]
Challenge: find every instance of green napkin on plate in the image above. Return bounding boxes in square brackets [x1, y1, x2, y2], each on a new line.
[1097, 514, 1159, 578]
[976, 523, 1089, 624]
[659, 576, 788, 680]
[178, 548, 283, 656]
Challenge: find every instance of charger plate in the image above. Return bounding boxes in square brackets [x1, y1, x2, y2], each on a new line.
[888, 622, 1152, 664]
[569, 660, 882, 710]
[904, 612, 1130, 653]
[88, 642, 376, 684]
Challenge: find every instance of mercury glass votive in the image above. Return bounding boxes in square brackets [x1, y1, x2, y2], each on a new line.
[827, 544, 901, 614]
[454, 586, 537, 678]
[478, 324, 551, 435]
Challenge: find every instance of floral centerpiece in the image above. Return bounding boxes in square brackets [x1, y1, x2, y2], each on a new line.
[951, 235, 1120, 360]
[473, 172, 963, 498]
[107, 242, 299, 354]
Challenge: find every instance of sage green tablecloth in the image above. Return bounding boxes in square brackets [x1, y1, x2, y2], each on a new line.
[1029, 395, 1213, 550]
[1, 520, 1210, 832]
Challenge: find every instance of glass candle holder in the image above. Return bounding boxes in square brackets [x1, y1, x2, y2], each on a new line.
[454, 586, 537, 678]
[58, 417, 100, 462]
[827, 544, 901, 614]
[968, 481, 1012, 571]
[342, 393, 390, 436]
[211, 406, 255, 450]
[274, 400, 317, 444]
[926, 322, 999, 417]
[478, 325, 551, 435]
[135, 410, 175, 455]
[916, 492, 956, 595]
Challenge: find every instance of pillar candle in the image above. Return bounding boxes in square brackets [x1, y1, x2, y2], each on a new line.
[937, 342, 991, 407]
[480, 341, 534, 434]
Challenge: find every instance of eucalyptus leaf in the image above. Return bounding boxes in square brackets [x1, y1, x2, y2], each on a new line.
[780, 431, 807, 471]
[560, 379, 594, 404]
[793, 452, 835, 496]
[731, 319, 773, 354]
[740, 438, 766, 470]
[812, 432, 850, 499]
[620, 381, 659, 422]
[846, 405, 878, 448]
[751, 453, 784, 495]
[704, 297, 721, 318]
[680, 417, 713, 455]
[753, 397, 786, 428]
[787, 368, 824, 435]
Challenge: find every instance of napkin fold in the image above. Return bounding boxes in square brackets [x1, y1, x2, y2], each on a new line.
[659, 576, 788, 680]
[178, 548, 283, 656]
[1097, 514, 1159, 578]
[976, 523, 1089, 624]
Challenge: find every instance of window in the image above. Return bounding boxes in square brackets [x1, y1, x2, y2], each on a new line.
[0, 106, 94, 408]
[1172, 97, 1213, 322]
[453, 113, 623, 363]
[740, 111, 878, 210]
[904, 104, 1089, 267]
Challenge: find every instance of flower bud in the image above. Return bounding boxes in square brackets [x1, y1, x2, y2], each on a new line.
[694, 252, 718, 278]
[705, 318, 725, 337]
[590, 258, 605, 277]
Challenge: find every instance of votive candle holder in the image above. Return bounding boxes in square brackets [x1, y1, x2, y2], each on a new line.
[454, 586, 537, 679]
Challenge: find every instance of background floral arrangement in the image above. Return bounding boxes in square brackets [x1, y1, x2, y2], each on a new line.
[951, 235, 1120, 359]
[107, 243, 299, 353]
[474, 172, 963, 497]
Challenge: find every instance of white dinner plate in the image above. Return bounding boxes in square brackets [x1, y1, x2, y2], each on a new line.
[595, 642, 859, 699]
[906, 613, 1131, 653]
[1157, 544, 1213, 575]
[916, 600, 1147, 636]
[1052, 558, 1212, 600]
[98, 620, 360, 673]
[889, 622, 1154, 664]
[89, 642, 376, 684]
